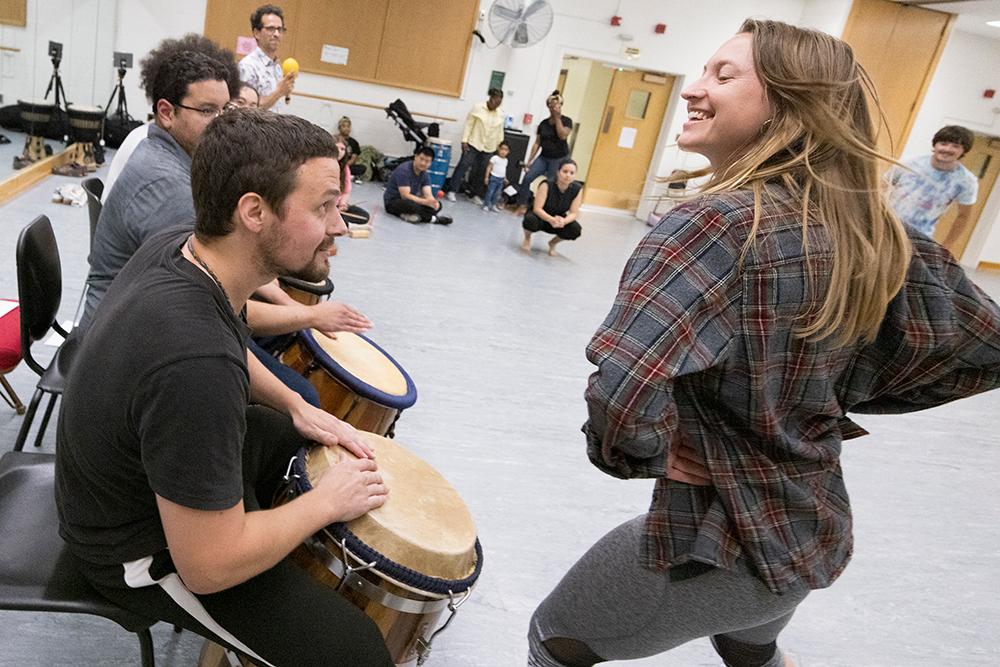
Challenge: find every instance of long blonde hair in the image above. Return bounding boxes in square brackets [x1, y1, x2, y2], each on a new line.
[698, 19, 910, 346]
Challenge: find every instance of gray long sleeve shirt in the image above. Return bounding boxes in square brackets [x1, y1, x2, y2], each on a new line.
[81, 124, 194, 331]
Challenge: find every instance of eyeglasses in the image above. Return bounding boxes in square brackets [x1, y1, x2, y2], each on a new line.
[173, 102, 225, 118]
[259, 26, 287, 34]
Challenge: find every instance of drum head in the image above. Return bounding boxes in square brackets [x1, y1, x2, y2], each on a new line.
[67, 104, 104, 115]
[18, 98, 54, 109]
[306, 434, 477, 580]
[301, 330, 416, 409]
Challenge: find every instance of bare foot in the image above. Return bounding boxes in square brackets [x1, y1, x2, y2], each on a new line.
[521, 231, 532, 252]
[514, 206, 527, 217]
[547, 238, 561, 256]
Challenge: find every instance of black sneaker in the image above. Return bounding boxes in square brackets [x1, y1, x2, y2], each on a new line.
[432, 215, 453, 225]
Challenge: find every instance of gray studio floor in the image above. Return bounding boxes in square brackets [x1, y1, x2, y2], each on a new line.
[0, 149, 998, 667]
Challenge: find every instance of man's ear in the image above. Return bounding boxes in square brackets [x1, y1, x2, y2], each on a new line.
[155, 99, 174, 129]
[235, 192, 269, 234]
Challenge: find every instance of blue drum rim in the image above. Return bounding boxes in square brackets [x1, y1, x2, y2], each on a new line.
[300, 330, 417, 409]
[290, 448, 483, 595]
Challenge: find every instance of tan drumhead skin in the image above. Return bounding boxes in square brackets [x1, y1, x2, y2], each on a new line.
[306, 433, 477, 581]
[310, 330, 408, 397]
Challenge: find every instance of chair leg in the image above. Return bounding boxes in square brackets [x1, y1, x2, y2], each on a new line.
[34, 393, 58, 448]
[0, 375, 25, 414]
[137, 627, 156, 667]
[13, 388, 44, 451]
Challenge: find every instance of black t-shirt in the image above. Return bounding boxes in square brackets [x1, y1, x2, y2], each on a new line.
[541, 179, 582, 217]
[56, 227, 252, 566]
[537, 115, 573, 158]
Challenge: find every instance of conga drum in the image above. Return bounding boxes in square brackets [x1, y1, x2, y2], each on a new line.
[15, 99, 54, 165]
[278, 275, 335, 306]
[65, 104, 105, 172]
[67, 105, 104, 144]
[282, 434, 482, 665]
[281, 331, 416, 436]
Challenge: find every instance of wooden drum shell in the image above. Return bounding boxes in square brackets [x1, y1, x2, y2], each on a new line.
[280, 339, 401, 435]
[280, 329, 416, 438]
[278, 437, 481, 666]
[289, 539, 444, 665]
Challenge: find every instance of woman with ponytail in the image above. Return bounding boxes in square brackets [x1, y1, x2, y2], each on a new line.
[527, 19, 1000, 667]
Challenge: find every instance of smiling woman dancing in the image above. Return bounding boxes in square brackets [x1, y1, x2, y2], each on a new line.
[527, 18, 1000, 667]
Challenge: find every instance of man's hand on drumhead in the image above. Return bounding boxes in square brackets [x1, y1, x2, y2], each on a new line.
[316, 457, 389, 523]
[311, 300, 373, 339]
[289, 402, 376, 459]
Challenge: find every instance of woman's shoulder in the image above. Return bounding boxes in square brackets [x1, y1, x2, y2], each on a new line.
[651, 187, 801, 249]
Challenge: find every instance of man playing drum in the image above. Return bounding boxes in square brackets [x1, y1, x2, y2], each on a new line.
[55, 109, 393, 666]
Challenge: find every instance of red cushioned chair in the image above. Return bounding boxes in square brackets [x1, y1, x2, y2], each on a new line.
[0, 299, 25, 415]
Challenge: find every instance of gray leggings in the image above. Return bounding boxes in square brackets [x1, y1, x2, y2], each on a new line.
[527, 516, 809, 667]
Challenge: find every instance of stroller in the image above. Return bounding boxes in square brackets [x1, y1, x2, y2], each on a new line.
[378, 99, 440, 180]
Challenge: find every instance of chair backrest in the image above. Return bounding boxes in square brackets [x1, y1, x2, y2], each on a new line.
[81, 177, 103, 251]
[16, 215, 63, 375]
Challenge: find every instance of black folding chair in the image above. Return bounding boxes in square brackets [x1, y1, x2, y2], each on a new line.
[72, 177, 104, 323]
[13, 215, 79, 451]
[0, 451, 157, 665]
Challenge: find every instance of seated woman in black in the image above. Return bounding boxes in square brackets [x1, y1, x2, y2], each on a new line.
[522, 158, 583, 255]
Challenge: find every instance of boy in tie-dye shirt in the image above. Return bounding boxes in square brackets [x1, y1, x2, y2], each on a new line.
[886, 125, 978, 246]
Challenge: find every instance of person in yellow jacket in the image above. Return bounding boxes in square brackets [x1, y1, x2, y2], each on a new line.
[445, 88, 505, 203]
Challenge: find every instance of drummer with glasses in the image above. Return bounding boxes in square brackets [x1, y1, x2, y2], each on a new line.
[239, 4, 296, 112]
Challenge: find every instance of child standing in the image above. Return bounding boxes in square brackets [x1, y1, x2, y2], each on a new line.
[483, 142, 510, 212]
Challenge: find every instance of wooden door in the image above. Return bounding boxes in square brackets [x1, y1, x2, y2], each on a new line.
[842, 0, 953, 157]
[583, 69, 674, 211]
[934, 135, 1000, 258]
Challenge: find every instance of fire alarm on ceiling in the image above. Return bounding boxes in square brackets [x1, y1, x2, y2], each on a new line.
[655, 23, 667, 34]
[985, 89, 996, 99]
[611, 15, 622, 26]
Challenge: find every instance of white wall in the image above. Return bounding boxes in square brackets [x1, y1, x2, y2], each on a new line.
[0, 0, 118, 112]
[2, 0, 859, 220]
[902, 28, 1000, 268]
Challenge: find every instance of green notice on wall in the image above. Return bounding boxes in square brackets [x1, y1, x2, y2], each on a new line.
[489, 70, 506, 91]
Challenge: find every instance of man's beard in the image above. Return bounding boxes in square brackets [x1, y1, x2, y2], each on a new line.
[260, 229, 334, 284]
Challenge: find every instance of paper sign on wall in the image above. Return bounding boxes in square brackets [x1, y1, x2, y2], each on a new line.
[618, 127, 637, 149]
[321, 45, 349, 65]
[236, 36, 256, 55]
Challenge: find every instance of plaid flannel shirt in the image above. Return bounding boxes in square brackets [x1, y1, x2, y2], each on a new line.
[584, 186, 1000, 593]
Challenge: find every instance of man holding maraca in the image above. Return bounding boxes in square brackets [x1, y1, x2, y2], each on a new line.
[239, 4, 297, 112]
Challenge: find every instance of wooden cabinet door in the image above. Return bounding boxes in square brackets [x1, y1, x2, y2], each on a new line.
[842, 0, 953, 157]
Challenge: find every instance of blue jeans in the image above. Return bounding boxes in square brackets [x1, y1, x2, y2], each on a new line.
[484, 175, 504, 208]
[516, 156, 563, 206]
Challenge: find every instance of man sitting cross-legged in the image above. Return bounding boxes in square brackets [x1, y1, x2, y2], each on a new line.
[383, 145, 453, 225]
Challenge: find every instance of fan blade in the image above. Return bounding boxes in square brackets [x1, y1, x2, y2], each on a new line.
[491, 6, 524, 21]
[521, 0, 549, 20]
[497, 20, 522, 45]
